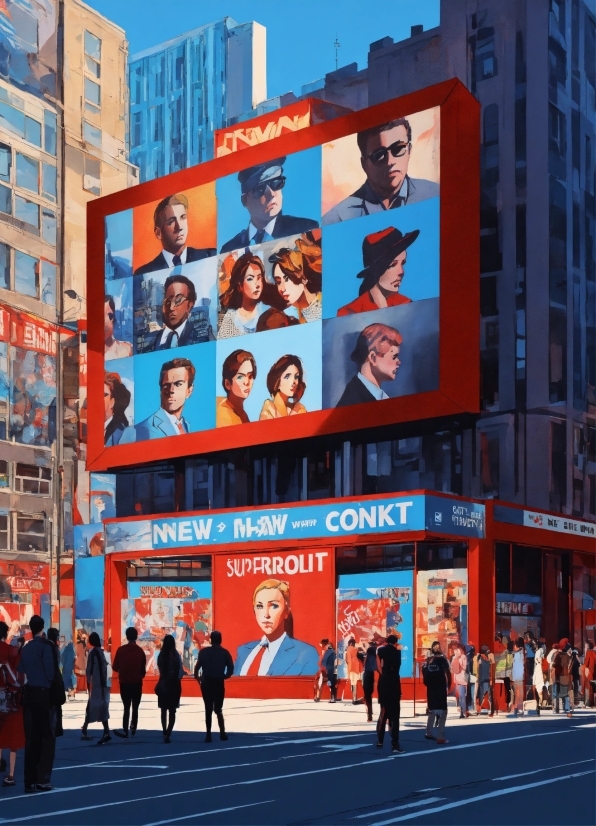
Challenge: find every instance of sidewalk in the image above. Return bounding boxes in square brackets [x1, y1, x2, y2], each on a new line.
[60, 692, 592, 736]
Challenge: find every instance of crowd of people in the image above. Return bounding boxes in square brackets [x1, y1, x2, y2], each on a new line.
[0, 617, 593, 791]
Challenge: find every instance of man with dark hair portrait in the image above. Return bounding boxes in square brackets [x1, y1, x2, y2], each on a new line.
[134, 193, 216, 276]
[104, 295, 132, 359]
[145, 274, 213, 350]
[120, 357, 195, 442]
[323, 118, 439, 225]
[336, 322, 402, 407]
[220, 158, 318, 254]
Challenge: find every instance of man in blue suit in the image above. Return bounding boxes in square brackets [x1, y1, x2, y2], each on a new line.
[220, 158, 318, 254]
[120, 357, 194, 443]
[235, 579, 319, 676]
[134, 193, 215, 276]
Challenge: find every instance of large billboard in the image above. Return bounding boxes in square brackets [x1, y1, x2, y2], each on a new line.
[87, 80, 480, 470]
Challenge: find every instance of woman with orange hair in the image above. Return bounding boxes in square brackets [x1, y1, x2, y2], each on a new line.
[269, 236, 322, 323]
[235, 579, 319, 676]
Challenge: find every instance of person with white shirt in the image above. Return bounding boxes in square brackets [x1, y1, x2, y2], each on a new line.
[219, 159, 318, 254]
[120, 358, 194, 443]
[146, 275, 211, 350]
[133, 193, 215, 276]
[104, 295, 132, 360]
[235, 579, 319, 677]
[336, 322, 402, 407]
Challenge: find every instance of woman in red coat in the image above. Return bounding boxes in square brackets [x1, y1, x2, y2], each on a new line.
[0, 621, 25, 787]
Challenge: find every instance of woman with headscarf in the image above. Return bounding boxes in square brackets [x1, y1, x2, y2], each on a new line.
[259, 355, 307, 419]
[156, 634, 183, 743]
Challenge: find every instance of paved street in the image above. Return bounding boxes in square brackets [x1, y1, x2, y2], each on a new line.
[0, 696, 593, 825]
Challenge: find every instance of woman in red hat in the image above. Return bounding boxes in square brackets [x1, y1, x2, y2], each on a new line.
[338, 226, 419, 316]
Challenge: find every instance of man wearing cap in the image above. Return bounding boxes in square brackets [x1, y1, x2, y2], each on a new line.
[336, 322, 402, 407]
[134, 194, 216, 276]
[338, 226, 419, 316]
[323, 118, 439, 225]
[220, 158, 318, 253]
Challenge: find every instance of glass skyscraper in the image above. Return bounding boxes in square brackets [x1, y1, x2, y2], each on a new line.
[129, 18, 266, 181]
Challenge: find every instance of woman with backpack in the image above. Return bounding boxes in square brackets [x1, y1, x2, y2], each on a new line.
[81, 632, 111, 745]
[156, 634, 183, 743]
[0, 621, 25, 787]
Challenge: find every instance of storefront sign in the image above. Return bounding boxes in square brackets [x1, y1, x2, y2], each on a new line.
[494, 504, 595, 538]
[496, 593, 542, 617]
[105, 494, 485, 554]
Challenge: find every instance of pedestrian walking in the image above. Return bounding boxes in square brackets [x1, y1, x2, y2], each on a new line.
[60, 639, 76, 701]
[345, 638, 363, 705]
[511, 637, 525, 716]
[465, 644, 477, 715]
[547, 642, 560, 711]
[313, 640, 326, 702]
[570, 648, 581, 708]
[476, 645, 496, 716]
[194, 630, 234, 742]
[375, 634, 404, 754]
[156, 634, 183, 743]
[584, 640, 595, 707]
[422, 641, 451, 744]
[112, 627, 146, 739]
[532, 640, 546, 714]
[0, 621, 25, 788]
[320, 640, 337, 703]
[362, 641, 378, 722]
[80, 632, 111, 745]
[17, 615, 56, 793]
[553, 639, 573, 718]
[46, 629, 66, 740]
[451, 644, 469, 719]
[74, 632, 88, 694]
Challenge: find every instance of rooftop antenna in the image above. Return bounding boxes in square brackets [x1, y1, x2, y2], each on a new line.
[334, 35, 340, 70]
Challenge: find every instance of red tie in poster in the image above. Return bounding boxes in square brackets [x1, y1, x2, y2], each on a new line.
[213, 549, 335, 677]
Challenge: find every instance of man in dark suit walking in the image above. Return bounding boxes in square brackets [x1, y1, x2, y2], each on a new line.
[336, 322, 402, 407]
[134, 193, 215, 276]
[220, 158, 318, 253]
[194, 631, 234, 742]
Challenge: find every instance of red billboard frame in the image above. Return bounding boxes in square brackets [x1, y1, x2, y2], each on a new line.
[87, 79, 480, 471]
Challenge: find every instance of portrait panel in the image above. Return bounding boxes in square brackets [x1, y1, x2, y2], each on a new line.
[215, 321, 322, 427]
[122, 342, 215, 443]
[322, 301, 439, 409]
[105, 208, 133, 280]
[104, 277, 133, 361]
[10, 347, 56, 446]
[322, 197, 439, 319]
[322, 106, 440, 226]
[90, 473, 116, 522]
[213, 549, 335, 677]
[217, 230, 322, 339]
[103, 357, 134, 447]
[216, 146, 321, 255]
[133, 257, 218, 354]
[73, 523, 104, 560]
[132, 182, 217, 276]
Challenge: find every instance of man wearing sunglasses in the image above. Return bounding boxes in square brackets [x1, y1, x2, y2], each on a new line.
[104, 295, 132, 360]
[220, 158, 318, 254]
[323, 118, 439, 225]
[140, 274, 214, 352]
[134, 194, 216, 277]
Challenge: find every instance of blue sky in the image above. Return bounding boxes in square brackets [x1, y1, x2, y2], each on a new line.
[85, 0, 440, 99]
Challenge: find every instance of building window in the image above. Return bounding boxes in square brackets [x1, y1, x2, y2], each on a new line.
[15, 152, 39, 193]
[41, 260, 56, 305]
[476, 27, 498, 82]
[83, 120, 102, 149]
[41, 163, 57, 201]
[0, 513, 8, 550]
[131, 112, 142, 148]
[14, 195, 39, 229]
[0, 460, 8, 488]
[0, 242, 9, 289]
[16, 513, 46, 552]
[41, 208, 56, 246]
[44, 110, 57, 156]
[84, 78, 101, 110]
[14, 464, 51, 495]
[14, 250, 38, 297]
[0, 143, 11, 183]
[83, 156, 100, 195]
[0, 183, 11, 215]
[84, 31, 102, 62]
[0, 101, 42, 149]
[25, 117, 41, 148]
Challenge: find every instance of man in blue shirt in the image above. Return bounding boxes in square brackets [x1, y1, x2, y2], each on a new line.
[18, 615, 56, 793]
